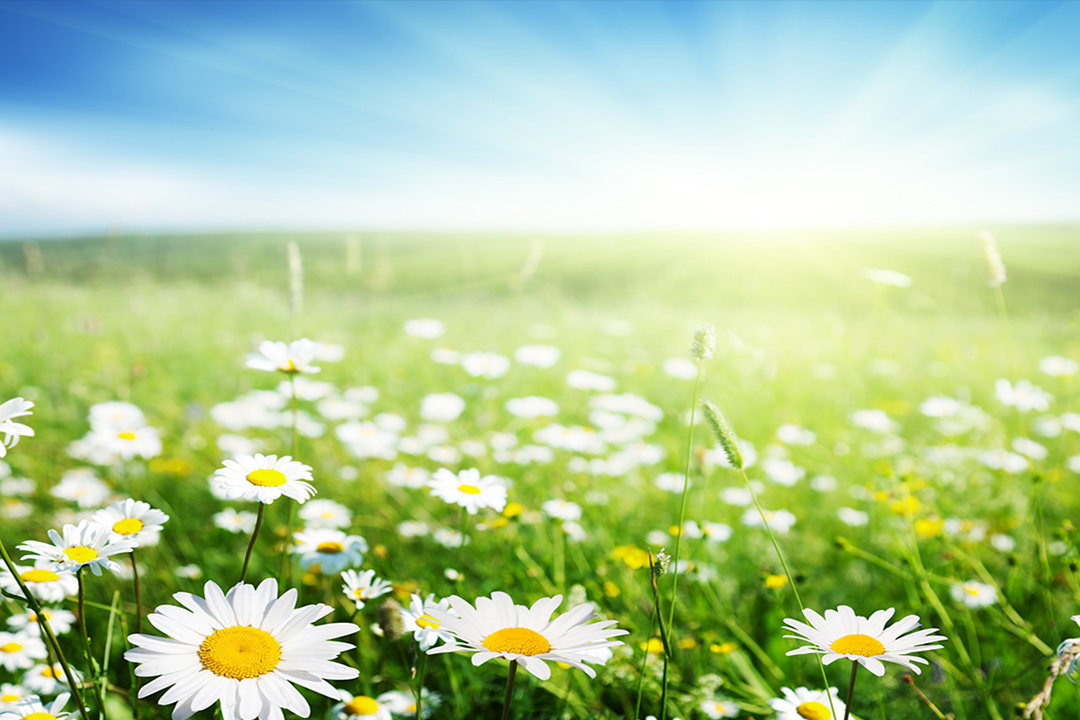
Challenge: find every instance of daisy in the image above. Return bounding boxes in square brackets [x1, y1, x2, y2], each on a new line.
[213, 509, 258, 534]
[7, 609, 77, 637]
[292, 529, 368, 574]
[125, 579, 359, 720]
[246, 339, 322, 374]
[514, 345, 560, 368]
[49, 469, 111, 509]
[0, 632, 47, 671]
[92, 499, 169, 547]
[0, 397, 34, 458]
[22, 664, 85, 696]
[213, 454, 316, 505]
[0, 693, 76, 720]
[400, 594, 455, 652]
[699, 696, 741, 719]
[419, 393, 465, 423]
[427, 468, 507, 515]
[89, 401, 147, 430]
[84, 425, 162, 462]
[18, 521, 138, 576]
[403, 318, 445, 339]
[331, 691, 391, 720]
[950, 581, 998, 609]
[298, 499, 352, 529]
[769, 687, 845, 720]
[340, 570, 392, 610]
[460, 352, 510, 379]
[376, 688, 440, 718]
[0, 564, 77, 603]
[783, 606, 946, 676]
[425, 591, 627, 680]
[0, 685, 31, 712]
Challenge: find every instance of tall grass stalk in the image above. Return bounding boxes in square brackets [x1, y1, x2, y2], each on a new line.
[77, 567, 108, 720]
[0, 538, 91, 720]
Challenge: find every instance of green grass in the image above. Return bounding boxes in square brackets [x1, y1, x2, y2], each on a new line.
[2, 225, 1080, 719]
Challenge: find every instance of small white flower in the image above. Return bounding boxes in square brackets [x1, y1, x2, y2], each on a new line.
[293, 529, 368, 574]
[505, 396, 559, 419]
[460, 352, 510, 379]
[514, 345, 560, 368]
[837, 508, 869, 527]
[419, 393, 465, 422]
[213, 508, 258, 534]
[566, 369, 616, 392]
[340, 569, 392, 610]
[18, 521, 137, 576]
[0, 692, 76, 720]
[700, 696, 741, 718]
[50, 469, 111, 509]
[6, 608, 77, 637]
[541, 499, 582, 522]
[859, 267, 913, 288]
[92, 498, 169, 547]
[995, 379, 1052, 413]
[400, 594, 455, 651]
[768, 687, 844, 720]
[22, 664, 84, 696]
[850, 409, 898, 433]
[0, 564, 77, 603]
[245, 338, 322, 374]
[951, 581, 998, 609]
[213, 454, 316, 504]
[776, 423, 816, 446]
[0, 632, 47, 671]
[1012, 437, 1048, 461]
[741, 508, 797, 534]
[0, 398, 34, 458]
[330, 693, 391, 720]
[298, 499, 352, 529]
[427, 468, 507, 515]
[663, 357, 697, 380]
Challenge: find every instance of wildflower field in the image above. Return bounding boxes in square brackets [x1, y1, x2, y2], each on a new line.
[2, 226, 1080, 720]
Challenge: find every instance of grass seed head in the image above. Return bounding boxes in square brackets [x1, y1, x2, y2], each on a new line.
[690, 324, 716, 361]
[702, 400, 743, 470]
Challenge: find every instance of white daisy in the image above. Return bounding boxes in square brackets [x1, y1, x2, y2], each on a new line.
[403, 318, 445, 339]
[375, 688, 439, 718]
[0, 633, 47, 671]
[0, 684, 31, 712]
[22, 664, 85, 696]
[0, 564, 77, 603]
[0, 692, 76, 720]
[699, 696, 741, 718]
[292, 529, 368, 574]
[331, 691, 391, 720]
[419, 393, 465, 423]
[783, 606, 947, 676]
[0, 397, 34, 458]
[340, 570, 391, 610]
[92, 499, 169, 547]
[125, 579, 359, 720]
[400, 594, 455, 652]
[427, 468, 507, 515]
[214, 454, 316, 505]
[213, 509, 258, 534]
[298, 500, 352, 529]
[89, 401, 147, 430]
[6, 609, 77, 637]
[245, 339, 322, 374]
[950, 581, 998, 609]
[425, 591, 627, 680]
[18, 521, 137, 577]
[49, 469, 111, 509]
[514, 345, 560, 368]
[460, 352, 509, 380]
[769, 687, 845, 720]
[84, 425, 163, 462]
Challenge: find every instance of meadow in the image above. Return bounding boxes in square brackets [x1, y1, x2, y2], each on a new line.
[1, 225, 1080, 720]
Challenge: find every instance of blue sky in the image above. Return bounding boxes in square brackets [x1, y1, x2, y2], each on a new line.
[1, 0, 1079, 235]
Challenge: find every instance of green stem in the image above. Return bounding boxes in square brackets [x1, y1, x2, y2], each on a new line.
[632, 604, 658, 720]
[457, 506, 469, 572]
[0, 538, 91, 720]
[500, 660, 518, 720]
[77, 567, 107, 720]
[666, 361, 703, 631]
[130, 551, 142, 636]
[239, 504, 266, 584]
[842, 661, 858, 720]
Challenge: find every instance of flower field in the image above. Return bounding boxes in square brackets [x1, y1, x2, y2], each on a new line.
[2, 227, 1080, 720]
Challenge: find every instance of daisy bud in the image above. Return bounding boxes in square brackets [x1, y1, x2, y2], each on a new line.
[702, 401, 743, 470]
[979, 231, 1006, 288]
[377, 598, 405, 641]
[690, 324, 716, 361]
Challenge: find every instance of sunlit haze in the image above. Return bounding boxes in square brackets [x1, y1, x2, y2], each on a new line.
[2, 0, 1080, 235]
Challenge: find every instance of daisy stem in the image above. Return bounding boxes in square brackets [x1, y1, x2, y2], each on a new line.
[412, 651, 428, 720]
[739, 467, 837, 720]
[500, 660, 519, 720]
[77, 567, 108, 720]
[129, 551, 142, 636]
[458, 506, 469, 571]
[0, 538, 92, 720]
[632, 603, 657, 720]
[240, 504, 267, 584]
[842, 661, 858, 720]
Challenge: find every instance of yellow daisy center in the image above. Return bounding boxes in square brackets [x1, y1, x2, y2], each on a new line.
[113, 518, 145, 535]
[316, 542, 344, 554]
[41, 666, 58, 678]
[117, 431, 136, 441]
[247, 469, 287, 487]
[23, 713, 56, 720]
[63, 546, 98, 564]
[796, 701, 832, 720]
[198, 626, 282, 679]
[1, 642, 23, 653]
[1, 694, 18, 702]
[21, 569, 60, 583]
[457, 484, 481, 495]
[284, 359, 298, 372]
[353, 588, 367, 600]
[343, 697, 379, 716]
[416, 615, 441, 630]
[964, 586, 980, 595]
[830, 633, 885, 657]
[482, 627, 552, 656]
